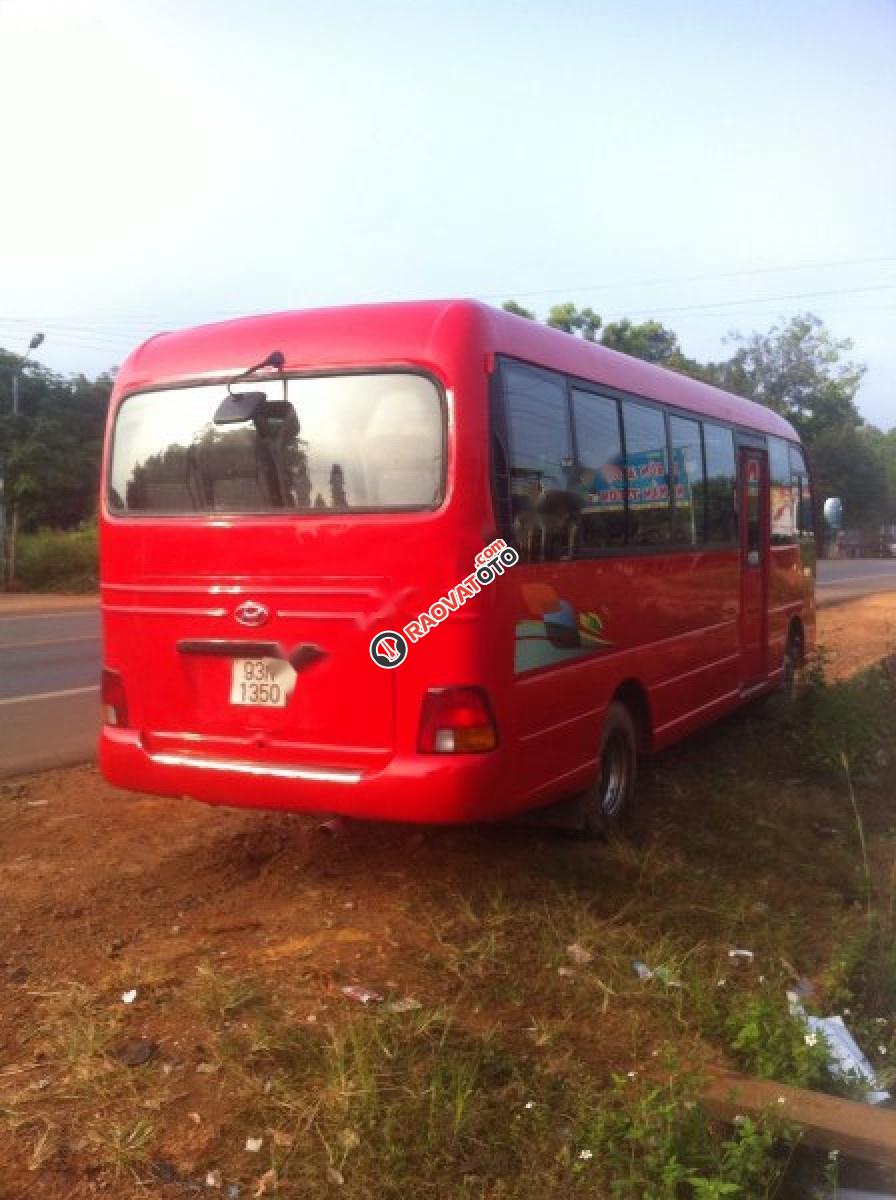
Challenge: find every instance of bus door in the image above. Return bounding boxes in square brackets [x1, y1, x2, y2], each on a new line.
[738, 447, 769, 686]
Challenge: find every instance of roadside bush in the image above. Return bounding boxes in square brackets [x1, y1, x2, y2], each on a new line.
[15, 525, 98, 592]
[784, 657, 895, 781]
[576, 1071, 793, 1198]
[722, 994, 839, 1093]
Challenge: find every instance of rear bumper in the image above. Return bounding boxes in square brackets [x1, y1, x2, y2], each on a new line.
[99, 727, 520, 824]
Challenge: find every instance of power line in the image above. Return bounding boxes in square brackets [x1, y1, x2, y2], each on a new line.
[3, 252, 896, 328]
[597, 282, 896, 321]
[657, 303, 896, 320]
[484, 254, 896, 301]
[2, 272, 895, 355]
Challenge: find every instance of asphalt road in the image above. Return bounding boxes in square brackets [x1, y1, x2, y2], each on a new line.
[0, 606, 101, 779]
[816, 557, 896, 606]
[0, 560, 893, 778]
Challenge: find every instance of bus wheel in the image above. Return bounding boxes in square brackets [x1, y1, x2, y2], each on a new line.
[584, 702, 638, 836]
[782, 626, 804, 699]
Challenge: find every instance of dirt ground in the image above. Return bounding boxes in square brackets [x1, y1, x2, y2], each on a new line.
[818, 594, 895, 680]
[0, 593, 893, 1197]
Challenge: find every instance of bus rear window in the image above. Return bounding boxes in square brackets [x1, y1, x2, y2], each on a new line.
[108, 372, 444, 514]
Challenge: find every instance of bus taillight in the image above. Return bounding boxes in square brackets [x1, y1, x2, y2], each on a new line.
[101, 668, 129, 728]
[417, 687, 498, 754]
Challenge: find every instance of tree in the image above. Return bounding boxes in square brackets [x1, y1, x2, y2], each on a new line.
[600, 318, 681, 366]
[501, 299, 536, 321]
[713, 314, 865, 442]
[599, 318, 717, 386]
[862, 425, 896, 521]
[0, 353, 112, 531]
[810, 424, 890, 524]
[545, 302, 602, 341]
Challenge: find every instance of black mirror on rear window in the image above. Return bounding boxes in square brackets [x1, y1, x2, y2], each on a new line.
[213, 391, 269, 425]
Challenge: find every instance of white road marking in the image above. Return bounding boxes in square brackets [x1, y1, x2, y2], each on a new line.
[0, 635, 101, 650]
[0, 685, 100, 708]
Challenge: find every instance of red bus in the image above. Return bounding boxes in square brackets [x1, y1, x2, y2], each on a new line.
[99, 300, 815, 829]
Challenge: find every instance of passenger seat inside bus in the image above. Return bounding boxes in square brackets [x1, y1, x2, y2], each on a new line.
[191, 433, 274, 511]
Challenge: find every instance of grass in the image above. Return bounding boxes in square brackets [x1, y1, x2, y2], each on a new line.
[12, 523, 98, 592]
[1, 653, 895, 1195]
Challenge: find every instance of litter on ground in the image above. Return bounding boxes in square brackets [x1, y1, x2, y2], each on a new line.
[566, 943, 593, 965]
[788, 992, 890, 1105]
[341, 984, 384, 1005]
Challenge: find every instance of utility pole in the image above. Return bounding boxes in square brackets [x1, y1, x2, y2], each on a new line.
[4, 331, 44, 588]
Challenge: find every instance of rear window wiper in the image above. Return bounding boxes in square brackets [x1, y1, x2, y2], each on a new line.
[214, 350, 285, 425]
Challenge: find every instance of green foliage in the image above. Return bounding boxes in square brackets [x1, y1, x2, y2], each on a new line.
[601, 318, 681, 365]
[0, 351, 111, 535]
[16, 525, 98, 592]
[864, 425, 896, 516]
[546, 301, 602, 341]
[824, 920, 896, 1020]
[715, 314, 865, 443]
[794, 660, 895, 780]
[723, 994, 834, 1091]
[578, 1072, 788, 1198]
[502, 299, 536, 320]
[806, 423, 889, 525]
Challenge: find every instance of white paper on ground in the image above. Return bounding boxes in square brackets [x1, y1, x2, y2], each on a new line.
[806, 1014, 891, 1106]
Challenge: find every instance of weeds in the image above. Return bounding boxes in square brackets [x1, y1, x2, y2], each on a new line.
[194, 962, 262, 1019]
[85, 1117, 154, 1178]
[576, 1071, 791, 1198]
[792, 657, 895, 780]
[722, 994, 836, 1092]
[32, 982, 118, 1086]
[841, 751, 873, 920]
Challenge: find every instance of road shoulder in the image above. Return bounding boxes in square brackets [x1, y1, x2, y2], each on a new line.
[0, 593, 99, 616]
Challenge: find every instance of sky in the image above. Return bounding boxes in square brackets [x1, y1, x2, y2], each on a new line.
[1, 0, 894, 428]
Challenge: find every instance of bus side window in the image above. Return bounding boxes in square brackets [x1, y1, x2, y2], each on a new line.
[571, 389, 625, 551]
[669, 415, 705, 546]
[768, 436, 796, 545]
[703, 423, 737, 544]
[502, 362, 579, 563]
[622, 401, 673, 546]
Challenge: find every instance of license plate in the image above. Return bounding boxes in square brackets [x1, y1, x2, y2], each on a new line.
[229, 658, 294, 707]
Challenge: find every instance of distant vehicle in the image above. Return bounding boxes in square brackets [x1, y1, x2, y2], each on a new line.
[99, 300, 815, 829]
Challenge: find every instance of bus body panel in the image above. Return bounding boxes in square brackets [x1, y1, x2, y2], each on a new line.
[99, 299, 814, 823]
[501, 549, 742, 799]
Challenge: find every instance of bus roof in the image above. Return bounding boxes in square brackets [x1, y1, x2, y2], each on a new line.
[118, 298, 800, 442]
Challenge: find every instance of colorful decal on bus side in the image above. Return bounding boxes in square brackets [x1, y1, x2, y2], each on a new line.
[514, 582, 614, 674]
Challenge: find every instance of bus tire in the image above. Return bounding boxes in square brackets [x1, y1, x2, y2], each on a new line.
[583, 702, 638, 836]
[782, 624, 804, 699]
